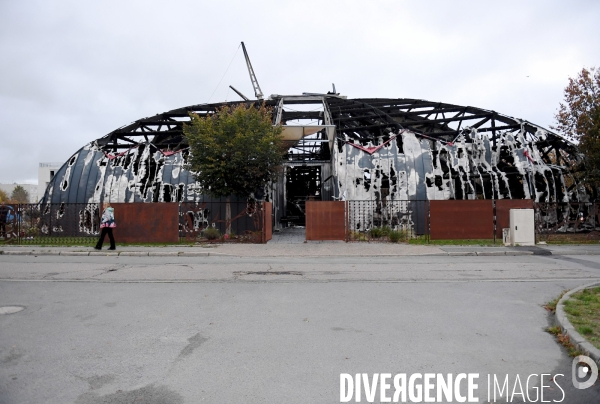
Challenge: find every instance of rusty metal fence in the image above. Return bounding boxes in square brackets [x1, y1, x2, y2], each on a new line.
[7, 203, 100, 245]
[346, 200, 600, 242]
[347, 200, 429, 241]
[3, 200, 598, 245]
[179, 201, 267, 243]
[534, 202, 600, 242]
[1, 201, 270, 245]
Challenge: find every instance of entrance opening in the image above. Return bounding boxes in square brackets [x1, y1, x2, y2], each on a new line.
[284, 165, 322, 226]
[270, 95, 336, 230]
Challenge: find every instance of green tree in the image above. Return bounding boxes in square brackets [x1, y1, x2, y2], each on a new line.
[184, 103, 284, 232]
[0, 189, 8, 203]
[554, 67, 600, 196]
[11, 185, 29, 203]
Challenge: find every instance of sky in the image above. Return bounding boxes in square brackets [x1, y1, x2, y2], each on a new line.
[0, 0, 598, 184]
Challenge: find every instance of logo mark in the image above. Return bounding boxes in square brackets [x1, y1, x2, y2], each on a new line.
[572, 355, 598, 389]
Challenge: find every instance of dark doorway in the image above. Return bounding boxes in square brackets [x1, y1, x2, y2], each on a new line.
[283, 165, 322, 226]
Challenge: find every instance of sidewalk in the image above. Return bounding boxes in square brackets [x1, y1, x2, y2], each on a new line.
[1, 242, 599, 257]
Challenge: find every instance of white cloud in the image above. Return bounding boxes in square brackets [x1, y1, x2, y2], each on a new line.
[0, 0, 598, 183]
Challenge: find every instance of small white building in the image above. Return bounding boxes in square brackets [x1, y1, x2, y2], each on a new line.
[38, 162, 62, 202]
[0, 183, 38, 203]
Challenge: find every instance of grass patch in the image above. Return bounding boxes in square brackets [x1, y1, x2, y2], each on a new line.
[562, 287, 600, 351]
[545, 290, 587, 357]
[409, 237, 499, 246]
[545, 325, 586, 357]
[538, 232, 600, 244]
[543, 290, 568, 314]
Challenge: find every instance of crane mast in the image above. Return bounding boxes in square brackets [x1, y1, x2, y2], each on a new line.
[241, 42, 264, 100]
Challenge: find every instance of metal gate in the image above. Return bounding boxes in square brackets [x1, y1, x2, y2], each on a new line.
[305, 201, 346, 241]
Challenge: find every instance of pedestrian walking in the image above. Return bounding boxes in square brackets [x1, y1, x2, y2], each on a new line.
[95, 203, 116, 250]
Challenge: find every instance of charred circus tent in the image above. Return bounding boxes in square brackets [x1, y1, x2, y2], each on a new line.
[41, 95, 585, 232]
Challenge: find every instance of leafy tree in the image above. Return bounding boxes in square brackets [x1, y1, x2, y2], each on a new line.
[554, 67, 600, 195]
[0, 189, 8, 203]
[184, 103, 283, 197]
[184, 103, 284, 232]
[11, 185, 30, 204]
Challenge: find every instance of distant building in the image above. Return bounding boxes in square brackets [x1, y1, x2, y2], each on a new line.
[38, 162, 62, 202]
[0, 183, 38, 203]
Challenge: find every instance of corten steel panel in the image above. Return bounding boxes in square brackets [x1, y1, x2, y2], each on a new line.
[495, 199, 534, 238]
[305, 201, 346, 241]
[263, 202, 272, 243]
[111, 203, 179, 243]
[430, 200, 493, 240]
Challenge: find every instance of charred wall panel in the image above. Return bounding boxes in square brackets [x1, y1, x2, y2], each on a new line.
[334, 130, 576, 204]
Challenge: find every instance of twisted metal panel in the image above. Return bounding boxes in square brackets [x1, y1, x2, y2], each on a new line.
[535, 202, 600, 234]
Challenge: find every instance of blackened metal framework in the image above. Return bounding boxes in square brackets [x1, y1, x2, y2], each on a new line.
[95, 97, 578, 168]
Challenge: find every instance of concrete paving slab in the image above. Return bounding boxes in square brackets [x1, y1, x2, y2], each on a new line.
[60, 251, 90, 256]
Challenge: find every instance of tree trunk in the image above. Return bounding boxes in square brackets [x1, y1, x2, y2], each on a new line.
[225, 196, 231, 235]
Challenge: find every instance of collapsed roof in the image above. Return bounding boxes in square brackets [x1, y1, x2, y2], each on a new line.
[41, 96, 582, 204]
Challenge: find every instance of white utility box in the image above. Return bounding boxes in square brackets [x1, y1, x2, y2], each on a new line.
[509, 208, 535, 246]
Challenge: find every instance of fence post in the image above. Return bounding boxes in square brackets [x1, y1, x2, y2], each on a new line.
[16, 204, 21, 244]
[261, 202, 265, 244]
[492, 200, 496, 244]
[345, 200, 349, 242]
[426, 200, 430, 243]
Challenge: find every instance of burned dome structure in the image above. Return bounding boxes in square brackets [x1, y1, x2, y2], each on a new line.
[42, 95, 583, 227]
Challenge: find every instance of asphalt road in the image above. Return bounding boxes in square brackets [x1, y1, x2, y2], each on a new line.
[1, 254, 600, 403]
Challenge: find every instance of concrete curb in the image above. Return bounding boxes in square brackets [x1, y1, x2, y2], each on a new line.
[177, 252, 209, 257]
[554, 250, 600, 256]
[119, 252, 149, 256]
[555, 281, 600, 367]
[0, 250, 229, 257]
[89, 251, 119, 256]
[445, 251, 534, 256]
[0, 249, 544, 257]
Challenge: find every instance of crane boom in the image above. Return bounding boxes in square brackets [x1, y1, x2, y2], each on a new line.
[229, 85, 249, 101]
[241, 42, 264, 100]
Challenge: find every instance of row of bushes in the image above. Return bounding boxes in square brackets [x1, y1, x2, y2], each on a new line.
[347, 226, 410, 242]
[200, 227, 262, 243]
[370, 226, 409, 242]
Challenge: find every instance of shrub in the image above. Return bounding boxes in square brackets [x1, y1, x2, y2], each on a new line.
[370, 227, 383, 238]
[203, 227, 220, 240]
[389, 229, 408, 243]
